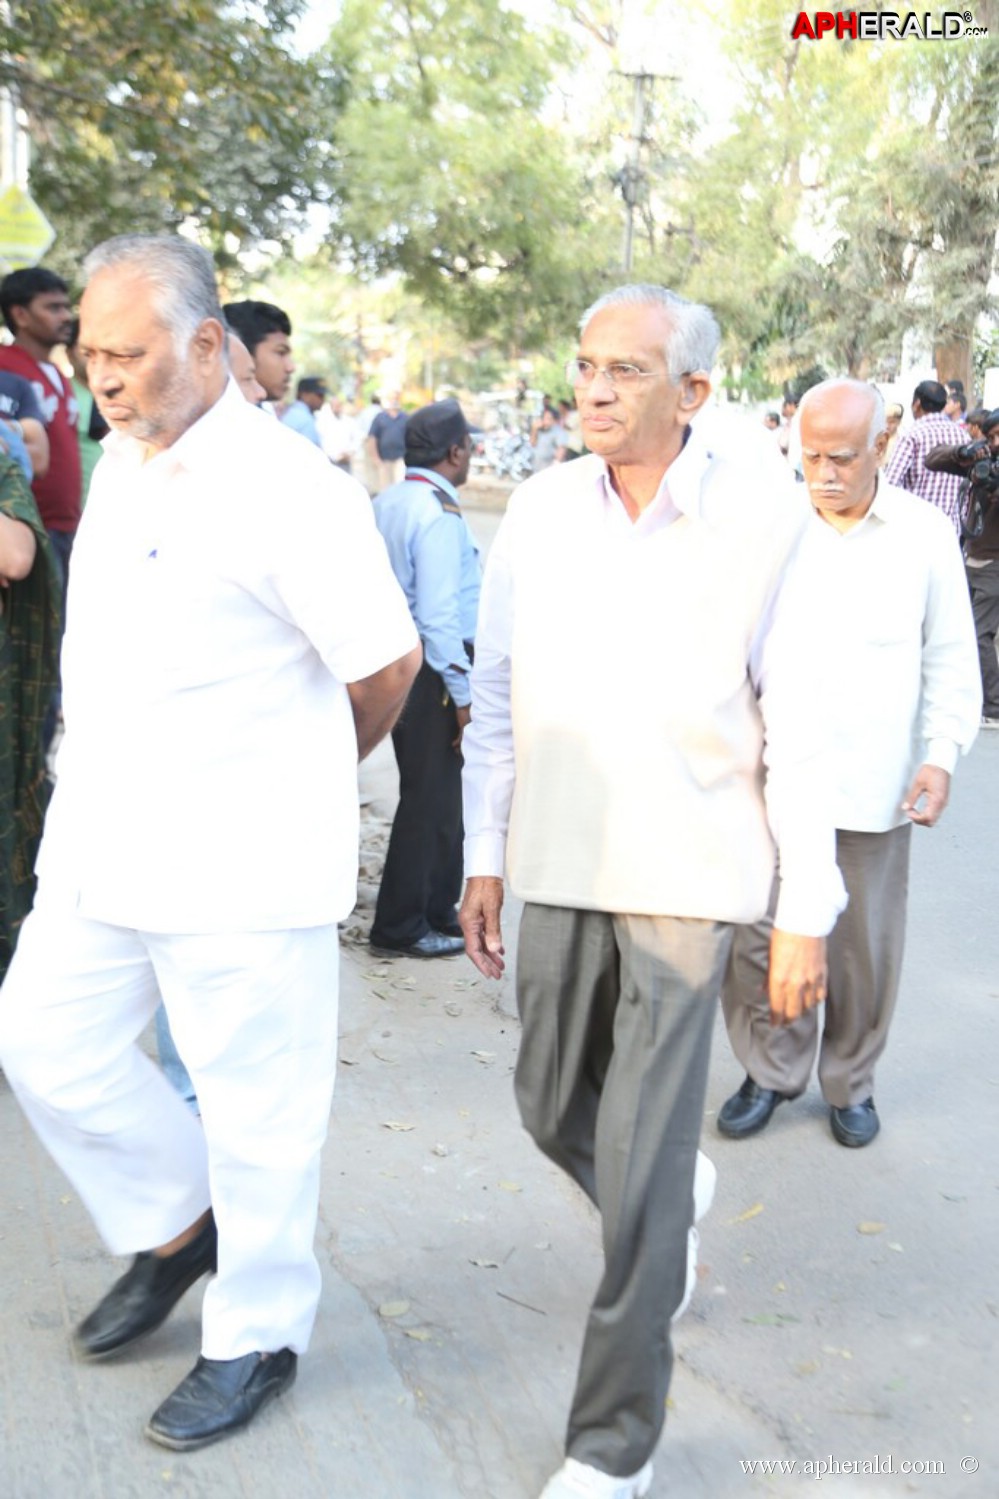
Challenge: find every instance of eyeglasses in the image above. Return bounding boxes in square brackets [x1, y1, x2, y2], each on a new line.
[564, 358, 667, 389]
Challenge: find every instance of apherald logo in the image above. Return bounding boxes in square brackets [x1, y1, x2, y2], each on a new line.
[790, 11, 985, 39]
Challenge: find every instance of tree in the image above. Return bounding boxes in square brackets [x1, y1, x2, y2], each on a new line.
[320, 0, 620, 351]
[549, 0, 999, 398]
[890, 27, 999, 391]
[1, 0, 335, 276]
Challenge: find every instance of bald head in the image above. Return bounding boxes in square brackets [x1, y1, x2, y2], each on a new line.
[799, 379, 888, 530]
[800, 379, 886, 444]
[228, 332, 266, 405]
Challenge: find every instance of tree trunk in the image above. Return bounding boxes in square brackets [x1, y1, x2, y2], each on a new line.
[933, 336, 973, 397]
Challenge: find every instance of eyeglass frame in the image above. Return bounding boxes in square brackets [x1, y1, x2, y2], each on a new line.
[564, 358, 691, 390]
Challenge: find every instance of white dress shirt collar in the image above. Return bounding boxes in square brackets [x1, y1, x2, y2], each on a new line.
[593, 423, 710, 534]
[101, 376, 245, 478]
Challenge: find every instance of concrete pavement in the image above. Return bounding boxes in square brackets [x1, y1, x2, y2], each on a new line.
[1, 505, 996, 1498]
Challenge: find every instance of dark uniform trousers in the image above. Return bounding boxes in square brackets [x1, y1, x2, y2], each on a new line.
[966, 560, 999, 718]
[514, 904, 733, 1476]
[371, 658, 465, 946]
[721, 824, 911, 1108]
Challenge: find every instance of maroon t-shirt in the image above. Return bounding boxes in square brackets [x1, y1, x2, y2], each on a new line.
[0, 343, 82, 532]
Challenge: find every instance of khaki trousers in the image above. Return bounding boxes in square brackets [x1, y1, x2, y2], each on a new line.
[375, 456, 405, 494]
[514, 904, 733, 1476]
[721, 824, 911, 1108]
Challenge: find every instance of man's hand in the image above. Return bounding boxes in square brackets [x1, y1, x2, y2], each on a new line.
[902, 764, 950, 827]
[459, 875, 505, 979]
[17, 417, 49, 479]
[768, 929, 827, 1026]
[0, 512, 37, 584]
[452, 703, 471, 752]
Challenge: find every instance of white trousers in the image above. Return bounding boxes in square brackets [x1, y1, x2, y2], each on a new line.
[0, 901, 339, 1359]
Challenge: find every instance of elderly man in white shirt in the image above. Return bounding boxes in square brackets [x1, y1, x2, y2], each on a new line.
[459, 284, 847, 1499]
[718, 379, 980, 1150]
[316, 394, 359, 472]
[0, 235, 420, 1452]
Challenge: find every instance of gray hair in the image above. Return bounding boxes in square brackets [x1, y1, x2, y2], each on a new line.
[799, 378, 886, 446]
[83, 234, 225, 358]
[579, 284, 720, 382]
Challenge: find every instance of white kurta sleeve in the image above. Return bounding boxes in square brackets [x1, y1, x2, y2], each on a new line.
[752, 533, 848, 938]
[461, 511, 516, 879]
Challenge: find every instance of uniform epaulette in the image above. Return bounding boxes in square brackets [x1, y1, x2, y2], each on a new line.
[431, 487, 462, 516]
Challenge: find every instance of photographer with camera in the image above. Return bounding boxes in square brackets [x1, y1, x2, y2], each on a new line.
[925, 409, 999, 727]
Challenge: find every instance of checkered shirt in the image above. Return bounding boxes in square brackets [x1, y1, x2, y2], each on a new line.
[884, 413, 969, 532]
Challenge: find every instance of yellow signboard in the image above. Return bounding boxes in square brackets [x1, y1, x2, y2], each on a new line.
[0, 185, 56, 269]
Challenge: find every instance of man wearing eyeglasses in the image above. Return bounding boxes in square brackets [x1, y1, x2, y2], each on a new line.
[459, 285, 846, 1499]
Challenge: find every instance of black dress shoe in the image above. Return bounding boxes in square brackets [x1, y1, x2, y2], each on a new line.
[74, 1213, 217, 1360]
[717, 1076, 793, 1139]
[830, 1097, 879, 1148]
[369, 930, 465, 958]
[145, 1348, 297, 1451]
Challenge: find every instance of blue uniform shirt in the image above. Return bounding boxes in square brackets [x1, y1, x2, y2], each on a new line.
[374, 468, 481, 707]
[281, 399, 322, 447]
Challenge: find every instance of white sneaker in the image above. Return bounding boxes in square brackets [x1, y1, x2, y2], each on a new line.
[538, 1457, 654, 1499]
[692, 1148, 717, 1222]
[672, 1150, 717, 1323]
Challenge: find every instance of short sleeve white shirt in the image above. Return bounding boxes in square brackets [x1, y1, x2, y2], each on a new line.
[39, 379, 418, 932]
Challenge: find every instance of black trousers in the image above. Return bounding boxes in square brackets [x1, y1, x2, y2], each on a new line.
[371, 661, 464, 945]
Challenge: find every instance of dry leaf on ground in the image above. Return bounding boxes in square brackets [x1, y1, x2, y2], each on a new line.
[728, 1202, 764, 1225]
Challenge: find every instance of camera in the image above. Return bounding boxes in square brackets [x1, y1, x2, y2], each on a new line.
[960, 444, 999, 538]
[970, 453, 999, 493]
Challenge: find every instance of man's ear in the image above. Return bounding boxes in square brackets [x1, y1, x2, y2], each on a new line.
[193, 317, 226, 364]
[678, 371, 712, 421]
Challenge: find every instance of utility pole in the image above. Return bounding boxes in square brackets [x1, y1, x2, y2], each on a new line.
[618, 71, 653, 275]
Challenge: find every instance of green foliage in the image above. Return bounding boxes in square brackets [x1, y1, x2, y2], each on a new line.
[322, 0, 619, 350]
[607, 1, 998, 392]
[4, 0, 995, 391]
[884, 36, 999, 383]
[2, 0, 334, 278]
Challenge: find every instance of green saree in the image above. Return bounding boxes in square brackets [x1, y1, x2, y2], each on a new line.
[0, 455, 61, 982]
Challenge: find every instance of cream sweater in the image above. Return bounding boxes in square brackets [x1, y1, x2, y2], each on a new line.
[462, 413, 846, 936]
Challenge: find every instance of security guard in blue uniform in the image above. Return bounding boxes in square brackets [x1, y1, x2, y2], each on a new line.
[370, 400, 481, 957]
